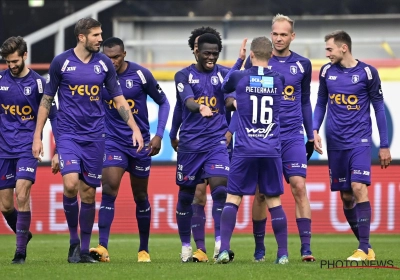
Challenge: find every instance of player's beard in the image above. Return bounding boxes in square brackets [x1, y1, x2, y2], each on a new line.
[85, 41, 100, 53]
[9, 60, 25, 76]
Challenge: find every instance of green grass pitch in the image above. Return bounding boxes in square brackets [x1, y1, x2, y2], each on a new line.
[0, 234, 399, 280]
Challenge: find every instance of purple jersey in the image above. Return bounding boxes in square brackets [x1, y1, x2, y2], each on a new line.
[0, 69, 56, 158]
[222, 66, 285, 157]
[44, 49, 122, 141]
[245, 52, 313, 140]
[103, 61, 169, 145]
[174, 64, 230, 152]
[313, 60, 388, 150]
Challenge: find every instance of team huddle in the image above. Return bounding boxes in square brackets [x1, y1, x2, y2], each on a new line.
[0, 14, 391, 265]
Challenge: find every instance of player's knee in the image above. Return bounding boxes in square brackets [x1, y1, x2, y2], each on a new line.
[193, 189, 207, 205]
[134, 192, 148, 202]
[0, 205, 14, 215]
[211, 186, 227, 202]
[340, 191, 354, 207]
[254, 192, 266, 205]
[178, 187, 195, 206]
[290, 179, 306, 196]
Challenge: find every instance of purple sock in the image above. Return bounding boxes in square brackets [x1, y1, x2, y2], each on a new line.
[16, 211, 31, 254]
[98, 193, 116, 249]
[135, 197, 151, 252]
[3, 208, 18, 233]
[269, 205, 288, 258]
[220, 203, 238, 252]
[192, 204, 206, 252]
[253, 219, 266, 252]
[176, 190, 194, 245]
[356, 201, 371, 254]
[63, 195, 80, 245]
[79, 202, 95, 255]
[344, 206, 371, 248]
[211, 186, 227, 241]
[296, 218, 311, 254]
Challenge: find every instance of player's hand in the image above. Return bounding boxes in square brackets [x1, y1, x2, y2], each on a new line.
[132, 129, 144, 152]
[313, 130, 323, 155]
[32, 138, 44, 162]
[51, 153, 60, 174]
[147, 135, 162, 156]
[239, 38, 248, 60]
[199, 105, 213, 117]
[225, 131, 233, 147]
[305, 140, 314, 161]
[378, 148, 391, 169]
[171, 138, 179, 152]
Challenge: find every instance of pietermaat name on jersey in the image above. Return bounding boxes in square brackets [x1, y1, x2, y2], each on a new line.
[246, 86, 277, 94]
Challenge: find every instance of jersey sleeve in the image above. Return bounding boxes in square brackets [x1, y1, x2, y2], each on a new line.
[169, 96, 182, 140]
[141, 68, 170, 139]
[367, 66, 389, 148]
[313, 65, 330, 132]
[44, 57, 62, 97]
[103, 57, 123, 98]
[301, 60, 314, 140]
[174, 71, 194, 103]
[221, 70, 241, 93]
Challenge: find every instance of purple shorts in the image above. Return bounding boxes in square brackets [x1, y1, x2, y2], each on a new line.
[0, 157, 38, 190]
[228, 156, 284, 196]
[57, 138, 105, 188]
[281, 138, 307, 183]
[176, 144, 230, 187]
[328, 146, 371, 192]
[103, 141, 151, 178]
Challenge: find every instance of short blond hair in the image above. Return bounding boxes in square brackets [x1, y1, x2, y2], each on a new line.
[272, 14, 294, 32]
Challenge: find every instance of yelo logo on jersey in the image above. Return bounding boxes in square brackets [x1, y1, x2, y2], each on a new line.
[329, 94, 360, 110]
[69, 85, 100, 101]
[282, 85, 295, 101]
[1, 104, 34, 121]
[194, 96, 219, 113]
[104, 98, 138, 114]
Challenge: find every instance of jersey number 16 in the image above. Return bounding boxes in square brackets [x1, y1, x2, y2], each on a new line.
[250, 95, 273, 124]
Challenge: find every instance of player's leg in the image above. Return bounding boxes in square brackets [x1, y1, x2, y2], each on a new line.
[281, 139, 314, 261]
[204, 145, 230, 260]
[77, 140, 105, 263]
[0, 158, 18, 232]
[176, 152, 203, 262]
[216, 156, 257, 264]
[89, 166, 124, 262]
[252, 187, 267, 262]
[191, 181, 208, 261]
[90, 144, 128, 262]
[11, 157, 38, 264]
[128, 148, 152, 262]
[261, 157, 288, 264]
[346, 147, 373, 261]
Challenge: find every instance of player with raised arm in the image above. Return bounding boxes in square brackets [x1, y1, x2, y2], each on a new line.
[313, 30, 391, 261]
[216, 36, 289, 264]
[173, 33, 245, 263]
[32, 18, 143, 263]
[0, 36, 57, 264]
[89, 37, 170, 263]
[169, 26, 236, 262]
[244, 14, 315, 262]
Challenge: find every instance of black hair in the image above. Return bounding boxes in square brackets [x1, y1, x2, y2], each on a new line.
[102, 37, 125, 51]
[0, 36, 27, 59]
[188, 26, 222, 51]
[74, 17, 101, 42]
[197, 33, 222, 52]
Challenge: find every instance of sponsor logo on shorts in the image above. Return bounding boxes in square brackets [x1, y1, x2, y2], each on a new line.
[60, 160, 64, 169]
[1, 173, 14, 180]
[18, 167, 35, 172]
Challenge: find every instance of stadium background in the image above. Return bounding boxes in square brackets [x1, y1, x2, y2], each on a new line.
[0, 0, 399, 235]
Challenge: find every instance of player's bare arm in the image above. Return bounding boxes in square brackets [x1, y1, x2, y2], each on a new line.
[113, 95, 144, 151]
[32, 95, 54, 161]
[185, 97, 212, 117]
[225, 97, 237, 111]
